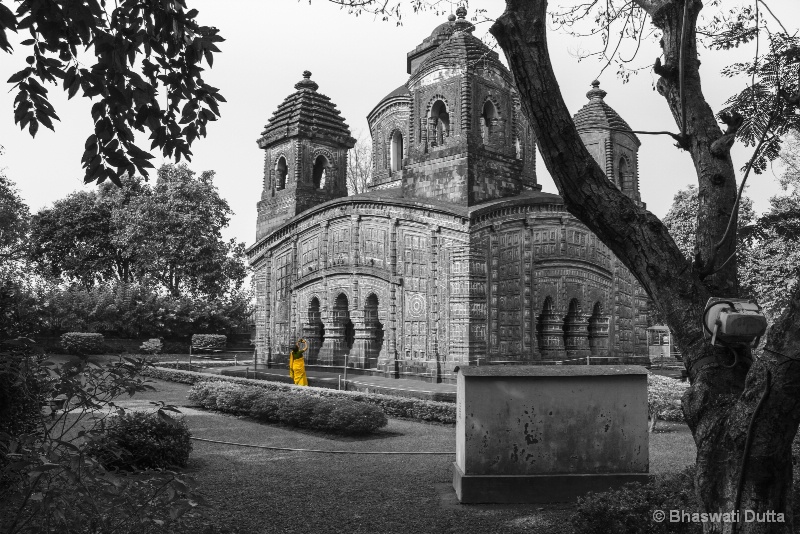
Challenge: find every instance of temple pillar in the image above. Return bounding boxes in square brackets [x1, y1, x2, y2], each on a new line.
[538, 309, 565, 361]
[589, 315, 611, 357]
[564, 313, 591, 362]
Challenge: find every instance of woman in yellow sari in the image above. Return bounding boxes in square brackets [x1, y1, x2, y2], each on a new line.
[288, 338, 309, 386]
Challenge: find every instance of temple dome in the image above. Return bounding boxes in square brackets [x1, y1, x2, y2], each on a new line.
[367, 84, 411, 123]
[258, 71, 353, 149]
[572, 80, 640, 145]
[415, 29, 506, 76]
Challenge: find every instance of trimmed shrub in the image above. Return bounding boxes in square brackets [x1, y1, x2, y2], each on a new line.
[60, 332, 105, 355]
[572, 467, 699, 534]
[326, 402, 388, 435]
[188, 381, 388, 435]
[276, 396, 321, 427]
[249, 391, 286, 423]
[85, 411, 192, 471]
[187, 380, 240, 409]
[145, 367, 456, 424]
[191, 334, 226, 351]
[215, 386, 262, 415]
[139, 338, 163, 355]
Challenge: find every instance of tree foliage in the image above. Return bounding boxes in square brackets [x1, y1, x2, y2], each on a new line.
[663, 184, 754, 261]
[30, 279, 252, 339]
[0, 150, 30, 265]
[29, 163, 247, 299]
[663, 181, 798, 321]
[1, 0, 225, 184]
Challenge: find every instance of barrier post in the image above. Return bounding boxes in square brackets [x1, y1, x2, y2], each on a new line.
[343, 352, 349, 391]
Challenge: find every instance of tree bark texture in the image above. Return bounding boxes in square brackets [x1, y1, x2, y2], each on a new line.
[491, 1, 800, 532]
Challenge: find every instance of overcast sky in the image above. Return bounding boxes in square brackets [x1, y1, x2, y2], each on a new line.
[0, 0, 796, 249]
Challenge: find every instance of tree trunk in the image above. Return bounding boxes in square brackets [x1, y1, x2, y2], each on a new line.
[491, 1, 800, 532]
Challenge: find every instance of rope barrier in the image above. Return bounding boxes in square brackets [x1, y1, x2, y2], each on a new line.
[191, 436, 454, 455]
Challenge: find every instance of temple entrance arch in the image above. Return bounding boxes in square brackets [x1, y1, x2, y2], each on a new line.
[317, 292, 353, 366]
[302, 296, 324, 363]
[350, 293, 385, 370]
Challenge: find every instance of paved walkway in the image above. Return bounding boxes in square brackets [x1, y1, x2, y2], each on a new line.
[204, 365, 457, 402]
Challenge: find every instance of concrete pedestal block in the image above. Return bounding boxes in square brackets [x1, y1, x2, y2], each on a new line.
[454, 365, 649, 503]
[453, 463, 649, 503]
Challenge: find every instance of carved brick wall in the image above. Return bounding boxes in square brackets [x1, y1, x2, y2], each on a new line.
[370, 101, 410, 189]
[249, 195, 648, 383]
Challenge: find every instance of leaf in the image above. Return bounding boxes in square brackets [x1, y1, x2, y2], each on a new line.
[7, 67, 32, 84]
[157, 409, 178, 425]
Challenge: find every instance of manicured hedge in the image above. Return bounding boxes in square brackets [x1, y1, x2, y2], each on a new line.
[191, 334, 226, 351]
[142, 367, 456, 424]
[188, 381, 388, 435]
[60, 332, 105, 355]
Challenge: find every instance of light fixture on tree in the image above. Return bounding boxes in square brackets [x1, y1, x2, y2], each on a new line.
[702, 298, 768, 348]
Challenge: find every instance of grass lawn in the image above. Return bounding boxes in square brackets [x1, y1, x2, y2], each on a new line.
[103, 378, 697, 534]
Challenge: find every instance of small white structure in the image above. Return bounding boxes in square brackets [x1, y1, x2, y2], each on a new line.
[453, 365, 650, 503]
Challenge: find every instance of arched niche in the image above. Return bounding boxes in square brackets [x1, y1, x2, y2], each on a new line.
[312, 155, 330, 189]
[390, 130, 403, 173]
[275, 156, 288, 191]
[617, 156, 629, 190]
[429, 100, 450, 147]
[481, 100, 498, 145]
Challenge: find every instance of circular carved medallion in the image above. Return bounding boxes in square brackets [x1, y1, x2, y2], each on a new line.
[406, 293, 426, 319]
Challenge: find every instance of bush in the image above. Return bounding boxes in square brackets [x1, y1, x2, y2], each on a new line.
[326, 402, 388, 435]
[215, 386, 262, 415]
[60, 332, 106, 355]
[86, 411, 192, 470]
[276, 396, 321, 427]
[188, 381, 388, 435]
[572, 467, 700, 534]
[139, 338, 163, 355]
[649, 373, 688, 428]
[248, 391, 286, 423]
[187, 380, 240, 408]
[192, 334, 226, 351]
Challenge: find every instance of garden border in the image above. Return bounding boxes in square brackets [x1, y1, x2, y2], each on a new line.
[142, 367, 456, 424]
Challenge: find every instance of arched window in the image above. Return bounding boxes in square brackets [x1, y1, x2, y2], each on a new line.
[312, 155, 329, 189]
[429, 100, 449, 147]
[618, 157, 629, 189]
[275, 156, 288, 191]
[514, 137, 522, 160]
[390, 130, 403, 173]
[481, 100, 497, 145]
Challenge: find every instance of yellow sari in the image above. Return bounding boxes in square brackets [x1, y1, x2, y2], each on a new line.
[289, 348, 308, 386]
